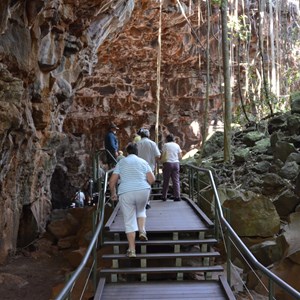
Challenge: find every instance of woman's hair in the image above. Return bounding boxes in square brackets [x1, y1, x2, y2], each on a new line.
[126, 142, 138, 155]
[166, 134, 174, 142]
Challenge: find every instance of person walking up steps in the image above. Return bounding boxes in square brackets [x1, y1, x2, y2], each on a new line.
[109, 143, 155, 258]
[137, 128, 161, 209]
[105, 123, 119, 168]
[161, 133, 182, 201]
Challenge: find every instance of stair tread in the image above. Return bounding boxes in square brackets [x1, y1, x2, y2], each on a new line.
[102, 251, 220, 259]
[103, 238, 217, 246]
[100, 265, 224, 274]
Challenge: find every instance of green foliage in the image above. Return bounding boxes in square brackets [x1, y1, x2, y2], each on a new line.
[227, 14, 250, 41]
[284, 67, 300, 88]
[211, 0, 221, 7]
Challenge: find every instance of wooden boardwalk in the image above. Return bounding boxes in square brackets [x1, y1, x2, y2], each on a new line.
[96, 196, 236, 300]
[96, 277, 235, 300]
[105, 197, 213, 233]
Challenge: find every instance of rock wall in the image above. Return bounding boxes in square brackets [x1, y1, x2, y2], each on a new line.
[0, 0, 299, 265]
[0, 0, 134, 263]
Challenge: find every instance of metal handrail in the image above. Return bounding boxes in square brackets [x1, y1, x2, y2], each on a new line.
[56, 161, 300, 299]
[184, 164, 300, 299]
[55, 168, 113, 300]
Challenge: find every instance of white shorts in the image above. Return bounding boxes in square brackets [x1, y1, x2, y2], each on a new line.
[119, 189, 150, 233]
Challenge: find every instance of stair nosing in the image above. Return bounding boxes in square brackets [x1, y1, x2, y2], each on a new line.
[102, 251, 220, 259]
[103, 238, 218, 246]
[100, 265, 224, 274]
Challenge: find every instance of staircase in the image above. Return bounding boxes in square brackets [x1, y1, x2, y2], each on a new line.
[55, 165, 300, 300]
[94, 180, 234, 299]
[100, 232, 223, 283]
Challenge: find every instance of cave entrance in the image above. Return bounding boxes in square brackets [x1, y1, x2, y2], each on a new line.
[17, 204, 39, 249]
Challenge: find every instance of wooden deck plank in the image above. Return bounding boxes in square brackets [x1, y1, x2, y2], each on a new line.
[103, 238, 218, 246]
[105, 199, 210, 233]
[97, 281, 230, 300]
[98, 191, 235, 299]
[102, 251, 220, 260]
[100, 265, 224, 274]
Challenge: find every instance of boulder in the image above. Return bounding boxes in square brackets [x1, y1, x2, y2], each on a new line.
[223, 191, 280, 237]
[283, 212, 300, 264]
[47, 213, 80, 239]
[279, 161, 300, 180]
[273, 141, 298, 162]
[273, 190, 300, 217]
[249, 238, 285, 267]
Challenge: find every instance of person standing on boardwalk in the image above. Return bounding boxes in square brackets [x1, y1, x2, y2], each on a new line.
[75, 189, 85, 207]
[105, 123, 119, 169]
[161, 133, 182, 201]
[109, 143, 155, 258]
[137, 128, 161, 209]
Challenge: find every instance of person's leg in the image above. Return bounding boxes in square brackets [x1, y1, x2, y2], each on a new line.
[146, 168, 156, 209]
[136, 189, 150, 240]
[162, 163, 172, 200]
[126, 231, 136, 250]
[171, 162, 181, 200]
[119, 192, 138, 251]
[137, 217, 146, 233]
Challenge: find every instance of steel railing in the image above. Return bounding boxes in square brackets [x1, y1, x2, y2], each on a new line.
[56, 160, 300, 299]
[182, 163, 300, 300]
[55, 167, 113, 300]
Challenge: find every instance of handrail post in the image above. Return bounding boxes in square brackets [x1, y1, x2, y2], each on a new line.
[188, 167, 192, 199]
[92, 152, 97, 182]
[196, 170, 200, 204]
[97, 177, 104, 245]
[269, 279, 274, 300]
[213, 194, 219, 240]
[191, 168, 194, 201]
[92, 211, 97, 292]
[225, 225, 232, 287]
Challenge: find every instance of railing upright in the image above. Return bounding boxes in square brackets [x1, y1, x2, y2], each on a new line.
[269, 279, 274, 300]
[55, 164, 113, 300]
[182, 164, 300, 300]
[92, 211, 97, 291]
[225, 226, 232, 287]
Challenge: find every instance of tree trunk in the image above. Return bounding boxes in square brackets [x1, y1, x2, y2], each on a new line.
[221, 0, 232, 162]
[155, 0, 162, 145]
[201, 0, 211, 153]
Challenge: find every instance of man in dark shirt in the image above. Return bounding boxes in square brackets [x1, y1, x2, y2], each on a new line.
[105, 123, 119, 168]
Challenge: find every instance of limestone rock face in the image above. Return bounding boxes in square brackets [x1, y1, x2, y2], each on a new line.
[0, 0, 134, 263]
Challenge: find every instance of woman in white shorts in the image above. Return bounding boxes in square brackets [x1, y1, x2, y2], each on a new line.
[109, 143, 155, 258]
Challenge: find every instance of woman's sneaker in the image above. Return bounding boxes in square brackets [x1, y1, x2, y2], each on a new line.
[139, 231, 148, 241]
[126, 249, 136, 258]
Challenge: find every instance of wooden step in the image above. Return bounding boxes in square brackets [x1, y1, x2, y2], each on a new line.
[103, 238, 218, 247]
[150, 186, 162, 191]
[100, 265, 224, 275]
[95, 277, 236, 300]
[102, 251, 220, 260]
[149, 193, 164, 198]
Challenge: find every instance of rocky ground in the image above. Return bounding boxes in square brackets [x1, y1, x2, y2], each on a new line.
[0, 247, 71, 300]
[2, 107, 300, 299]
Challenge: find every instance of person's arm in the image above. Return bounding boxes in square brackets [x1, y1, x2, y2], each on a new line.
[154, 144, 161, 161]
[109, 173, 119, 201]
[178, 151, 182, 160]
[146, 171, 155, 185]
[114, 136, 119, 155]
